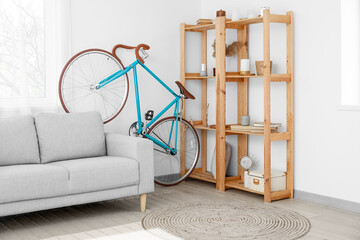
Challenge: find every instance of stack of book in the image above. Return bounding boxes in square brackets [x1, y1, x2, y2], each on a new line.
[253, 122, 282, 128]
[197, 19, 213, 25]
[230, 122, 281, 133]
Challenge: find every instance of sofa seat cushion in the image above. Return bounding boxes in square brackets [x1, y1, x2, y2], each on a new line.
[0, 115, 40, 166]
[49, 156, 139, 194]
[35, 112, 106, 164]
[0, 164, 69, 204]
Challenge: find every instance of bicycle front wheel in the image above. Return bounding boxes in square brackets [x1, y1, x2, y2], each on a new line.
[59, 49, 129, 123]
[148, 117, 200, 186]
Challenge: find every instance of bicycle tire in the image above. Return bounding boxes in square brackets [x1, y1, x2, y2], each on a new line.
[147, 116, 200, 186]
[59, 49, 129, 124]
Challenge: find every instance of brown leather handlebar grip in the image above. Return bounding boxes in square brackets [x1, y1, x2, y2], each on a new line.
[112, 43, 150, 64]
[112, 44, 136, 56]
[135, 44, 150, 64]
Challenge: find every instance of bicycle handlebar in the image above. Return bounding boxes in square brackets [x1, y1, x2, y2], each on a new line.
[112, 43, 150, 64]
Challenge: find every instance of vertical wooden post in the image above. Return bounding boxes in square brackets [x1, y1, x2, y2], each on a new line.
[286, 11, 294, 198]
[180, 23, 186, 176]
[237, 25, 249, 182]
[263, 9, 272, 203]
[201, 30, 208, 173]
[215, 15, 226, 191]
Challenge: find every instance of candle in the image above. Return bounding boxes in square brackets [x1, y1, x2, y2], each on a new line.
[240, 59, 250, 75]
[200, 63, 208, 76]
[201, 64, 206, 72]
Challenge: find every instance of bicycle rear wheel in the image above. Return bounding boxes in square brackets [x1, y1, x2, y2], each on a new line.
[147, 117, 200, 186]
[59, 49, 129, 123]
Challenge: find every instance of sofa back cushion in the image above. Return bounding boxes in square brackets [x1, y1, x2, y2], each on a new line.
[0, 115, 40, 166]
[35, 111, 106, 163]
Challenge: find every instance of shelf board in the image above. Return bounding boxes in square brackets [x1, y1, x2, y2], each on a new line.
[226, 17, 264, 28]
[189, 172, 242, 184]
[185, 73, 215, 80]
[270, 74, 291, 82]
[226, 129, 265, 136]
[225, 75, 261, 81]
[189, 173, 290, 199]
[271, 189, 292, 201]
[225, 179, 291, 200]
[226, 130, 291, 141]
[193, 125, 215, 131]
[225, 180, 264, 195]
[185, 24, 215, 32]
[270, 132, 291, 141]
[194, 124, 290, 141]
[185, 76, 215, 80]
[226, 74, 291, 82]
[189, 171, 216, 183]
[185, 73, 291, 82]
[226, 75, 260, 78]
[227, 15, 290, 29]
[185, 14, 291, 32]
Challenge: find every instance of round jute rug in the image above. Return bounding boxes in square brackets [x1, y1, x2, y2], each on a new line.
[142, 201, 311, 240]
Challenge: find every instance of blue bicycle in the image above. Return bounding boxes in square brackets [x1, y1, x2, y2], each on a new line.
[59, 43, 200, 186]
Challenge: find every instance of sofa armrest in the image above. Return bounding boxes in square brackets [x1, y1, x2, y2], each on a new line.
[105, 133, 154, 194]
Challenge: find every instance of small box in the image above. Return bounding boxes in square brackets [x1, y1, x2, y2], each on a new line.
[248, 170, 286, 193]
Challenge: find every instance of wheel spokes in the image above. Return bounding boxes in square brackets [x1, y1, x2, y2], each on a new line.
[60, 50, 129, 123]
[149, 118, 199, 185]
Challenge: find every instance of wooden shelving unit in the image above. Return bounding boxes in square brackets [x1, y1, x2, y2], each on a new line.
[180, 9, 293, 202]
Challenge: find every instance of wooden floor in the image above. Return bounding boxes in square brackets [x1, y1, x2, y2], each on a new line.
[0, 179, 359, 240]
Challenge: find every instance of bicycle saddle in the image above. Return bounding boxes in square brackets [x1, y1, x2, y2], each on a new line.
[175, 81, 195, 99]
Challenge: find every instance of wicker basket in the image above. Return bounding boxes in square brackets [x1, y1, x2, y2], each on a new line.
[255, 61, 272, 75]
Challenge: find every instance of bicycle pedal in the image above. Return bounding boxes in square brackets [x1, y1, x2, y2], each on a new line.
[145, 110, 154, 120]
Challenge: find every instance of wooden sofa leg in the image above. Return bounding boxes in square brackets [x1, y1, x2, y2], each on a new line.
[140, 194, 147, 212]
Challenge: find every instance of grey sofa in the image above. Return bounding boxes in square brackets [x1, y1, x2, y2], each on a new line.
[0, 111, 154, 217]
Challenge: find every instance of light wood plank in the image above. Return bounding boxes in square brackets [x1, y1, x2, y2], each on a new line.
[237, 25, 249, 183]
[271, 189, 292, 201]
[215, 15, 227, 191]
[270, 132, 291, 141]
[185, 73, 215, 79]
[286, 11, 294, 198]
[185, 76, 215, 80]
[191, 168, 202, 173]
[201, 30, 208, 173]
[186, 14, 290, 31]
[185, 73, 290, 82]
[190, 171, 216, 183]
[225, 181, 265, 195]
[226, 17, 263, 28]
[270, 14, 291, 24]
[185, 23, 215, 32]
[180, 23, 186, 177]
[194, 125, 215, 131]
[191, 120, 203, 125]
[263, 9, 272, 203]
[270, 74, 291, 82]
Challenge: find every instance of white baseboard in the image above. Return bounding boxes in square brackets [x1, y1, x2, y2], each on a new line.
[294, 190, 360, 214]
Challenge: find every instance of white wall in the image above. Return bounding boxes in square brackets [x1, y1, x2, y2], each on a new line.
[70, 0, 202, 135]
[70, 0, 360, 203]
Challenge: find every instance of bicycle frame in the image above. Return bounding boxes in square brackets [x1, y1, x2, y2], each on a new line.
[97, 59, 181, 154]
